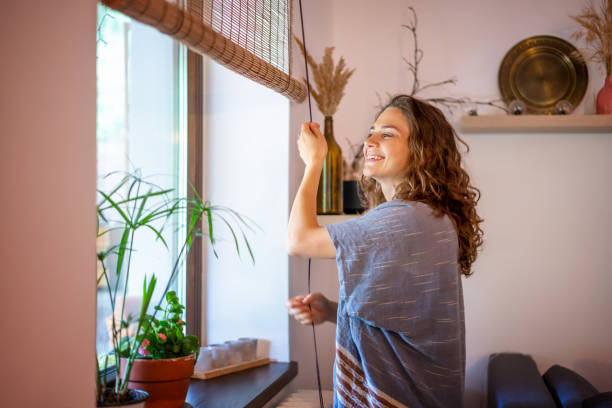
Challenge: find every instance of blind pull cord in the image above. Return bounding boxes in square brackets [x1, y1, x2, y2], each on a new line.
[297, 0, 324, 406]
[308, 258, 324, 408]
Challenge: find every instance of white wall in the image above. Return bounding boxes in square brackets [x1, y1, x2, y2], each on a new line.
[0, 1, 96, 407]
[288, 0, 612, 405]
[461, 130, 612, 405]
[204, 59, 291, 361]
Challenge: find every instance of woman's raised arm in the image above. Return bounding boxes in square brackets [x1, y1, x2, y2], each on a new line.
[287, 123, 336, 259]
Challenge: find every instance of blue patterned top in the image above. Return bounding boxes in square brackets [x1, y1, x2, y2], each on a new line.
[326, 199, 465, 408]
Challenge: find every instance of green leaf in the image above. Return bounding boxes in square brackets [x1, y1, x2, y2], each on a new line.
[117, 336, 131, 357]
[96, 271, 105, 285]
[100, 173, 129, 201]
[166, 291, 177, 303]
[212, 205, 260, 233]
[205, 208, 215, 247]
[142, 224, 168, 249]
[187, 180, 203, 203]
[98, 190, 132, 226]
[142, 276, 157, 314]
[242, 229, 255, 265]
[132, 274, 157, 353]
[115, 226, 131, 277]
[215, 213, 241, 257]
[133, 187, 152, 225]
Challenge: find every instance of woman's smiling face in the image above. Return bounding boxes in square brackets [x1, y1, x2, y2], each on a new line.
[362, 107, 411, 186]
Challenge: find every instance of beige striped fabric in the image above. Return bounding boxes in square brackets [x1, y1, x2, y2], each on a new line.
[335, 343, 409, 408]
[101, 0, 307, 102]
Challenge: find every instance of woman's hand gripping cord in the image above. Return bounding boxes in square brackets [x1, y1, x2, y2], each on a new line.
[297, 122, 327, 168]
[286, 292, 337, 325]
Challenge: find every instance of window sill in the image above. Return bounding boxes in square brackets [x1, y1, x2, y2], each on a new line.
[186, 361, 297, 408]
[460, 114, 612, 134]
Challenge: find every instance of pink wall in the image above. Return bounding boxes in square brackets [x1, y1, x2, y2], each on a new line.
[0, 1, 97, 406]
[288, 0, 338, 394]
[288, 0, 612, 405]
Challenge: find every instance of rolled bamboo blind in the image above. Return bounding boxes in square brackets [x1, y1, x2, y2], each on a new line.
[101, 0, 306, 103]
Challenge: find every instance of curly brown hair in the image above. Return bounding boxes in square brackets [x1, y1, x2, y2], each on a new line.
[359, 95, 484, 276]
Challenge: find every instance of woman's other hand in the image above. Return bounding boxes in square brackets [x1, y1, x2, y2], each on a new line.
[286, 292, 334, 325]
[297, 122, 327, 168]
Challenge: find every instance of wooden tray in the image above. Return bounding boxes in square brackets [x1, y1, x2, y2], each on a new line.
[192, 358, 273, 380]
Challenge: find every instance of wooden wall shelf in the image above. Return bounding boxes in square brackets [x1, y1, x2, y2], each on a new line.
[317, 214, 359, 226]
[460, 114, 612, 134]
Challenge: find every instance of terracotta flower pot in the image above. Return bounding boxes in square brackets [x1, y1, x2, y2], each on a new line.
[120, 354, 195, 408]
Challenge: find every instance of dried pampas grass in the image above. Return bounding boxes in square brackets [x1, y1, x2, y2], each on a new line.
[571, 0, 612, 76]
[294, 36, 355, 116]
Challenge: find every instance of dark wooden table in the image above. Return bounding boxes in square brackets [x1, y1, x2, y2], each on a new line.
[186, 361, 297, 408]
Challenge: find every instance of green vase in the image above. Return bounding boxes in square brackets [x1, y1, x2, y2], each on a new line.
[317, 116, 343, 215]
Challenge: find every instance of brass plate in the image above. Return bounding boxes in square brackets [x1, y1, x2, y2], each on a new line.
[499, 35, 588, 114]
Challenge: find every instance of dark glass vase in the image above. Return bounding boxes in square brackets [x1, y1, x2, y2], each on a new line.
[343, 180, 364, 214]
[317, 116, 343, 214]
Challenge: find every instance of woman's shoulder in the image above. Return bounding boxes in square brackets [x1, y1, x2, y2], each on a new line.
[369, 199, 433, 215]
[368, 199, 453, 228]
[327, 199, 455, 249]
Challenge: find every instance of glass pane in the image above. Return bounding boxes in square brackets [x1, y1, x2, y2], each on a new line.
[96, 5, 187, 359]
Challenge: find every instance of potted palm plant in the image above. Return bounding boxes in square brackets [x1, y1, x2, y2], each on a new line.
[96, 171, 254, 407]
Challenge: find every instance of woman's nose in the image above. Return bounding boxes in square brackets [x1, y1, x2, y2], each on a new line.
[365, 136, 379, 147]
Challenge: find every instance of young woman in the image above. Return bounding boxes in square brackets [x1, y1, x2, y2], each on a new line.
[287, 95, 483, 408]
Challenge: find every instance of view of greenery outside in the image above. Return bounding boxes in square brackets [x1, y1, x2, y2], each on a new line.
[96, 5, 188, 360]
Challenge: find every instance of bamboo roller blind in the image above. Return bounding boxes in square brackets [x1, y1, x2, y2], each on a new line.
[101, 0, 307, 102]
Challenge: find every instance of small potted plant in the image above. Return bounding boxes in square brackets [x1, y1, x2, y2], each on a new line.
[96, 171, 254, 407]
[118, 291, 199, 408]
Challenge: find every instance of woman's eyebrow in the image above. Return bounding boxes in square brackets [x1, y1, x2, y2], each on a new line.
[369, 125, 401, 134]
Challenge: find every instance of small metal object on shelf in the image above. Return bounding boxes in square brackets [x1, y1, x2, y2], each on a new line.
[466, 102, 478, 116]
[555, 100, 573, 115]
[509, 100, 527, 115]
[499, 35, 588, 114]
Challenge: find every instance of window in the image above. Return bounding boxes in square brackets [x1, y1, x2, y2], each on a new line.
[96, 4, 189, 358]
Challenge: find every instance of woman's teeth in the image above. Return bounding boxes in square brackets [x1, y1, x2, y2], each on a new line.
[367, 155, 384, 160]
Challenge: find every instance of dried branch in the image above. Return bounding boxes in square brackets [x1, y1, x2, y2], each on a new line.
[343, 137, 365, 180]
[402, 7, 422, 95]
[398, 4, 507, 114]
[418, 78, 457, 93]
[424, 97, 508, 114]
